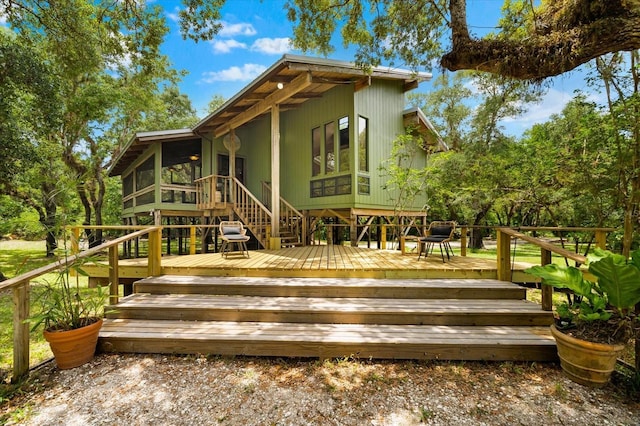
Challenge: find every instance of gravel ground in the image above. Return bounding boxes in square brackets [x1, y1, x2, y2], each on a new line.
[2, 354, 639, 425]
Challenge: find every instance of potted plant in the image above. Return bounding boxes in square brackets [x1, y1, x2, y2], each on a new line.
[525, 248, 640, 387]
[30, 256, 109, 370]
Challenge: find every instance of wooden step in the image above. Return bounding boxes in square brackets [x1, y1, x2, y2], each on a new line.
[98, 319, 557, 362]
[133, 276, 527, 300]
[107, 294, 552, 326]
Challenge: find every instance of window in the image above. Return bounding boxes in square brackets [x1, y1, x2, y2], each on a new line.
[358, 175, 370, 195]
[123, 173, 133, 197]
[358, 116, 368, 172]
[339, 116, 349, 172]
[312, 127, 321, 176]
[310, 175, 352, 198]
[161, 140, 201, 185]
[310, 116, 352, 197]
[136, 155, 155, 191]
[324, 121, 335, 173]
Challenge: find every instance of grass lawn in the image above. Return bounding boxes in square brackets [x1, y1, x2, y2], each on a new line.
[0, 240, 89, 382]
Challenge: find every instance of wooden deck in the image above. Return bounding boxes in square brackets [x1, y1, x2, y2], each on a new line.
[85, 245, 535, 281]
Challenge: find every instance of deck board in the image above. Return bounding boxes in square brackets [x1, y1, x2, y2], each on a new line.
[85, 245, 536, 280]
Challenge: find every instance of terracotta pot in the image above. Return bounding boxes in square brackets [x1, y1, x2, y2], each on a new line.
[550, 323, 625, 388]
[44, 318, 103, 370]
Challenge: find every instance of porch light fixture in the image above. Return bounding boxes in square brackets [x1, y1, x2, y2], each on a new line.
[189, 154, 200, 161]
[277, 82, 284, 90]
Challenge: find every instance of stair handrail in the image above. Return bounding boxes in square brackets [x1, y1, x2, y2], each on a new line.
[1, 226, 163, 382]
[261, 181, 304, 219]
[495, 227, 588, 312]
[231, 177, 273, 248]
[262, 181, 304, 244]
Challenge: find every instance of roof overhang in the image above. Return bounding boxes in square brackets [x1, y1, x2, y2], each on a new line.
[194, 54, 432, 138]
[109, 129, 196, 176]
[403, 107, 449, 152]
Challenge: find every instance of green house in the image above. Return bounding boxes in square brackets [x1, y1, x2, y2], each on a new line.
[109, 55, 446, 249]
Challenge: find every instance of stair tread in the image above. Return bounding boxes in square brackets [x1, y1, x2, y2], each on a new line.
[136, 275, 523, 290]
[101, 319, 555, 345]
[112, 293, 545, 313]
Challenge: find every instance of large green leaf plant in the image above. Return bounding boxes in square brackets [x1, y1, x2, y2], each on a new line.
[526, 248, 640, 344]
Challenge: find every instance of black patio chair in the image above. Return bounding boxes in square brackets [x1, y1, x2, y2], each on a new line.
[418, 221, 456, 262]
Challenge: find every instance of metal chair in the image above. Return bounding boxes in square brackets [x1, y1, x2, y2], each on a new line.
[418, 221, 456, 262]
[219, 220, 250, 258]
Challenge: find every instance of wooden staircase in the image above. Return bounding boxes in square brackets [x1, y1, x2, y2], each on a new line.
[98, 276, 557, 361]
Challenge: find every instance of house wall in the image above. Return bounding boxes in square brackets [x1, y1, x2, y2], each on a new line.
[279, 84, 355, 210]
[354, 80, 428, 211]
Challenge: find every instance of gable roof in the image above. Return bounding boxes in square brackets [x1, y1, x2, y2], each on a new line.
[194, 54, 432, 138]
[109, 55, 432, 177]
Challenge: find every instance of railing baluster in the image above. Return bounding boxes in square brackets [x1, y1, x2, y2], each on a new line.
[108, 245, 120, 305]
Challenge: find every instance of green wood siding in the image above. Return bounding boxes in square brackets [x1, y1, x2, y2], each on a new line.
[279, 84, 355, 210]
[354, 80, 428, 211]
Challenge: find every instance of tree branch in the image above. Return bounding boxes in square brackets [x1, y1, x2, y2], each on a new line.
[443, 1, 640, 80]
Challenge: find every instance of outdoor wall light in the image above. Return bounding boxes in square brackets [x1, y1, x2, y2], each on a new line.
[277, 82, 284, 90]
[189, 154, 200, 161]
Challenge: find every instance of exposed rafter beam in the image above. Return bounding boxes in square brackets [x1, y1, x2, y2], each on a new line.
[291, 91, 323, 99]
[354, 76, 371, 92]
[403, 80, 419, 92]
[215, 71, 313, 137]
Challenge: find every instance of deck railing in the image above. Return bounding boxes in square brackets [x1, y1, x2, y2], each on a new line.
[0, 227, 162, 382]
[195, 174, 232, 210]
[494, 227, 638, 374]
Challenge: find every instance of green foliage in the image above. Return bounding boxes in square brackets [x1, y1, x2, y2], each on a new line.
[207, 94, 227, 114]
[29, 258, 108, 331]
[378, 132, 428, 214]
[526, 248, 640, 335]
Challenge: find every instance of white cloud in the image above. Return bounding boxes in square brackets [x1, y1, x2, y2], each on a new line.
[503, 88, 572, 128]
[219, 21, 256, 37]
[250, 37, 292, 55]
[211, 39, 247, 54]
[201, 63, 267, 83]
[166, 7, 180, 23]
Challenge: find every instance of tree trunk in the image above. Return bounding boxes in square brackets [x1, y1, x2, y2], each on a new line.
[41, 183, 58, 257]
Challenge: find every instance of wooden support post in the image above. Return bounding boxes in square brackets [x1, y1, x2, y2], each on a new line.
[460, 226, 467, 257]
[381, 225, 387, 250]
[189, 226, 196, 255]
[400, 236, 406, 254]
[302, 212, 309, 246]
[350, 211, 357, 247]
[496, 229, 511, 282]
[541, 248, 553, 311]
[595, 230, 607, 250]
[108, 245, 119, 305]
[71, 227, 80, 255]
[148, 227, 162, 277]
[12, 281, 30, 382]
[270, 104, 280, 238]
